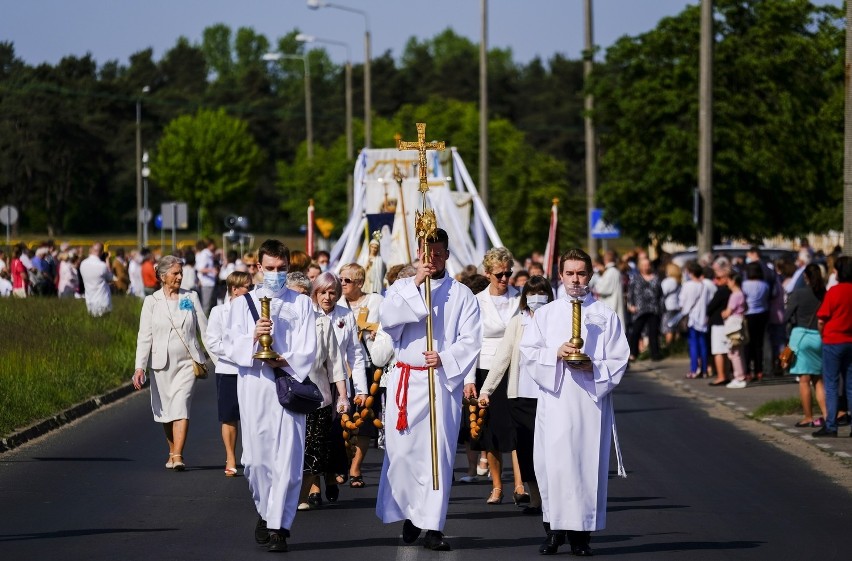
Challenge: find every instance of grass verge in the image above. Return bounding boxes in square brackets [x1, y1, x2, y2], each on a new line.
[0, 296, 141, 436]
[752, 397, 809, 418]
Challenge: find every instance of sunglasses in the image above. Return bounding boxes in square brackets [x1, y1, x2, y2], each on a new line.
[340, 277, 360, 284]
[492, 271, 513, 280]
[246, 263, 258, 268]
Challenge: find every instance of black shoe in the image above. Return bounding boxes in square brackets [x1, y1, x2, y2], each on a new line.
[539, 532, 565, 555]
[267, 530, 288, 552]
[813, 427, 838, 437]
[325, 484, 339, 503]
[571, 543, 594, 556]
[836, 414, 851, 426]
[307, 492, 322, 508]
[255, 516, 270, 545]
[402, 519, 421, 544]
[423, 530, 451, 551]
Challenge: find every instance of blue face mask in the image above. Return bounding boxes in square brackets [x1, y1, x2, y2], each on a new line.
[526, 294, 549, 312]
[263, 271, 287, 292]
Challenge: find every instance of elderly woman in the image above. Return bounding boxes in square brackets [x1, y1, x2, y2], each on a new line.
[205, 270, 253, 476]
[473, 247, 521, 505]
[337, 262, 383, 488]
[132, 255, 210, 471]
[313, 271, 368, 499]
[285, 272, 349, 510]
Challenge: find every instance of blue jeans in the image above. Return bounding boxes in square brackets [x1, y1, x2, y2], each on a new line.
[822, 342, 852, 432]
[688, 327, 709, 375]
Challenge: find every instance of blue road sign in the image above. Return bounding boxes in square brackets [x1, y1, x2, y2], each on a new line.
[590, 208, 620, 239]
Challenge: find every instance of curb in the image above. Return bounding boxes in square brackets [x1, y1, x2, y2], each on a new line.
[0, 382, 137, 453]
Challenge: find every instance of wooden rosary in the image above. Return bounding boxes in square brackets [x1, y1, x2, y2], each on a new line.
[464, 396, 487, 441]
[340, 367, 384, 453]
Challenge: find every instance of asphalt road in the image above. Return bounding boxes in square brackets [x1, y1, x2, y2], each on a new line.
[1, 372, 850, 560]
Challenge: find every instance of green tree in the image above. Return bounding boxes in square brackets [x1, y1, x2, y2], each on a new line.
[590, 0, 843, 244]
[151, 108, 265, 233]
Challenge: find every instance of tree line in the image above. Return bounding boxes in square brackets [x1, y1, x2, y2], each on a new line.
[0, 0, 844, 256]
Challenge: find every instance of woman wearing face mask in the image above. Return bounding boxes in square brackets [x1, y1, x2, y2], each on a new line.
[479, 275, 554, 514]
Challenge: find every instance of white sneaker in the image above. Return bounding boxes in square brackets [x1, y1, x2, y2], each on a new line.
[726, 379, 747, 389]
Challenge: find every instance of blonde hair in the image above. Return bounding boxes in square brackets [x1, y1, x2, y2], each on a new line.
[665, 263, 682, 283]
[482, 247, 514, 274]
[340, 262, 365, 282]
[226, 270, 252, 291]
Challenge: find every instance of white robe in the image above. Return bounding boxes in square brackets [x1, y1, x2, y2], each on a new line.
[375, 274, 481, 531]
[519, 296, 629, 532]
[223, 288, 317, 532]
[80, 254, 113, 317]
[593, 263, 625, 326]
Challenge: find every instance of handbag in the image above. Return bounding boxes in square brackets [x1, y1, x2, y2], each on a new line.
[244, 294, 322, 413]
[724, 315, 749, 345]
[779, 345, 795, 369]
[165, 295, 209, 379]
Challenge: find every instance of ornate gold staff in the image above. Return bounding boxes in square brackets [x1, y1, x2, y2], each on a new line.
[397, 122, 445, 491]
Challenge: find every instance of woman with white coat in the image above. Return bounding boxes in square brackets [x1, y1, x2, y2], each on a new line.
[132, 255, 211, 471]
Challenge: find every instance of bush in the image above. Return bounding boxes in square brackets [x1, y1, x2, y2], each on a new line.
[0, 296, 142, 436]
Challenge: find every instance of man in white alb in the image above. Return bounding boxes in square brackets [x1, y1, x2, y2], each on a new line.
[79, 242, 113, 317]
[223, 239, 317, 553]
[195, 238, 218, 315]
[520, 248, 629, 556]
[376, 228, 481, 551]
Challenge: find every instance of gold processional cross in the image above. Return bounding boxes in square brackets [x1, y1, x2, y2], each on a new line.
[396, 122, 445, 491]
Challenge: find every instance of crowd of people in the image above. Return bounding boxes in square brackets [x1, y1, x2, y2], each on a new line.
[6, 234, 849, 554]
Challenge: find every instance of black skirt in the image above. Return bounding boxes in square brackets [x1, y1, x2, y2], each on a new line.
[471, 368, 516, 452]
[509, 397, 538, 482]
[304, 405, 333, 474]
[215, 373, 240, 423]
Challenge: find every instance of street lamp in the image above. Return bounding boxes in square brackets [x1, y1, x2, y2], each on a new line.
[297, 33, 354, 211]
[263, 52, 314, 160]
[307, 0, 371, 148]
[135, 85, 150, 249]
[141, 151, 151, 247]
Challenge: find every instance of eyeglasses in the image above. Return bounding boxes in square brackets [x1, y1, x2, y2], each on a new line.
[246, 263, 258, 269]
[492, 271, 513, 280]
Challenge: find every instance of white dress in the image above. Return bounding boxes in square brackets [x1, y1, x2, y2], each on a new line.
[519, 296, 629, 532]
[80, 254, 113, 317]
[375, 274, 481, 531]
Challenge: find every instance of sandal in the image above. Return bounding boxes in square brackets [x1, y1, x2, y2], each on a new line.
[486, 488, 503, 505]
[476, 456, 489, 476]
[172, 453, 185, 472]
[165, 453, 177, 470]
[513, 485, 530, 505]
[224, 466, 238, 477]
[349, 475, 365, 488]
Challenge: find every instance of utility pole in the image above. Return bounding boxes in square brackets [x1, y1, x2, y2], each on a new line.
[584, 0, 597, 257]
[844, 0, 852, 255]
[697, 0, 714, 257]
[480, 0, 489, 212]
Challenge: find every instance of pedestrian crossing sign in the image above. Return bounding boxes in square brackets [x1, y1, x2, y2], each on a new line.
[590, 208, 620, 239]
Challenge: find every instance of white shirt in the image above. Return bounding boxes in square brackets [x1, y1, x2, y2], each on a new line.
[195, 248, 217, 287]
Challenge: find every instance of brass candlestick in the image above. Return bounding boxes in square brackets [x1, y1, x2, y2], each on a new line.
[253, 296, 279, 360]
[565, 285, 592, 365]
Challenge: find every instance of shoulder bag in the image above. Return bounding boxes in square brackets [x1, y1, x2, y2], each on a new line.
[164, 295, 209, 379]
[244, 294, 322, 414]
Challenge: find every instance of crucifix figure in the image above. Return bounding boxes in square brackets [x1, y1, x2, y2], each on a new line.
[397, 122, 446, 194]
[396, 122, 445, 490]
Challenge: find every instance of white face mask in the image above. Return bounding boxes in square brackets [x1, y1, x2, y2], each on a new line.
[526, 294, 548, 312]
[263, 270, 287, 293]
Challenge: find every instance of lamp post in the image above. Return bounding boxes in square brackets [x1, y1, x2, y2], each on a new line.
[263, 52, 314, 159]
[142, 151, 151, 247]
[307, 0, 371, 148]
[297, 33, 354, 211]
[135, 85, 150, 249]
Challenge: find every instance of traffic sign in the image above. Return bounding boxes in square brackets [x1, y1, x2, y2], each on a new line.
[139, 208, 152, 224]
[590, 208, 620, 240]
[0, 205, 19, 226]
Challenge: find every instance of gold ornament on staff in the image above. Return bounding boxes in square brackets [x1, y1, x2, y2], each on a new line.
[565, 285, 592, 365]
[397, 122, 445, 491]
[253, 296, 279, 360]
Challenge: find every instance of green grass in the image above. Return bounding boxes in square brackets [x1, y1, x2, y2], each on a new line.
[752, 397, 810, 418]
[0, 296, 142, 436]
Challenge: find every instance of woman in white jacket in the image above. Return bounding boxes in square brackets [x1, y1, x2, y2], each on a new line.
[480, 276, 554, 514]
[474, 248, 521, 504]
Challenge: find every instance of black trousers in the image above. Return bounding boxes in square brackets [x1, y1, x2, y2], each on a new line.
[629, 312, 661, 360]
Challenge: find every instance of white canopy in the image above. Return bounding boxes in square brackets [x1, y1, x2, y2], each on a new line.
[329, 147, 503, 276]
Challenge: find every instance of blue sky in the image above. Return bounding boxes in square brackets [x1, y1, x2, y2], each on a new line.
[3, 0, 839, 69]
